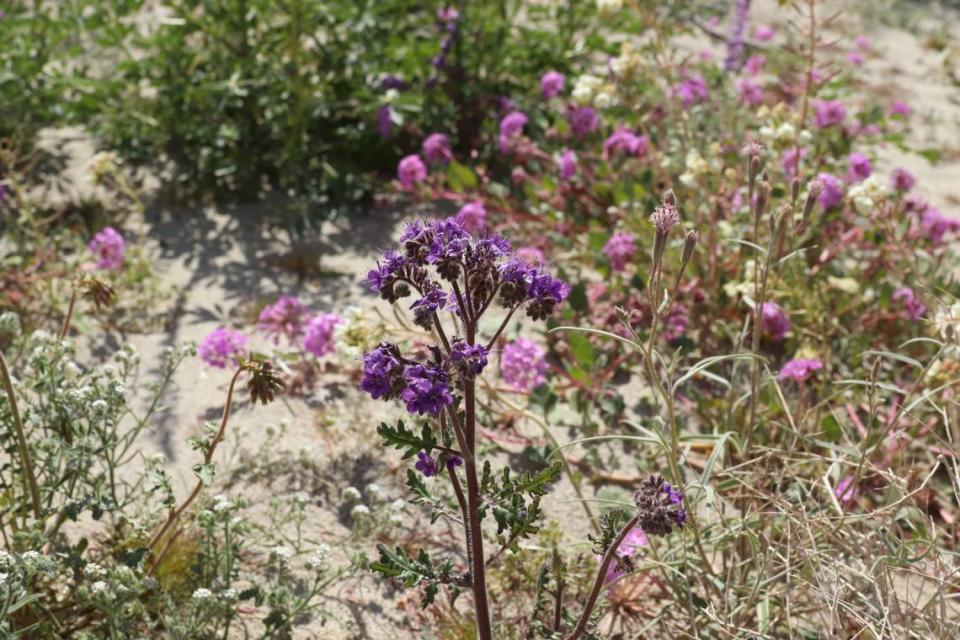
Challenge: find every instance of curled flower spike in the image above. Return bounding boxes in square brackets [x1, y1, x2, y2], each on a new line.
[633, 474, 686, 536]
[78, 276, 117, 310]
[242, 356, 285, 405]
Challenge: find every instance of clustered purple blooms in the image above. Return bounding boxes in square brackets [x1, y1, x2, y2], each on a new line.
[633, 475, 686, 536]
[361, 217, 567, 415]
[890, 167, 916, 192]
[397, 155, 428, 189]
[744, 54, 765, 75]
[777, 358, 823, 382]
[890, 99, 911, 118]
[89, 226, 126, 271]
[892, 287, 926, 320]
[501, 338, 548, 392]
[737, 78, 763, 107]
[304, 313, 342, 357]
[662, 303, 689, 342]
[258, 296, 308, 344]
[723, 0, 752, 72]
[812, 99, 847, 129]
[603, 128, 647, 159]
[415, 450, 439, 477]
[672, 73, 709, 107]
[816, 172, 844, 210]
[198, 327, 247, 369]
[848, 152, 871, 182]
[499, 111, 528, 154]
[920, 206, 960, 244]
[430, 7, 460, 74]
[603, 231, 636, 272]
[540, 71, 565, 99]
[835, 475, 859, 508]
[455, 201, 486, 234]
[558, 149, 578, 180]
[760, 302, 790, 342]
[568, 106, 600, 138]
[376, 105, 393, 138]
[379, 74, 409, 91]
[423, 133, 453, 165]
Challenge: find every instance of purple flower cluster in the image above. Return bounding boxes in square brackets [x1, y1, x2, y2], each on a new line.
[892, 287, 926, 320]
[777, 358, 822, 382]
[919, 206, 960, 244]
[737, 78, 763, 107]
[568, 106, 600, 138]
[672, 73, 709, 107]
[603, 128, 647, 159]
[848, 152, 871, 182]
[89, 227, 126, 271]
[198, 327, 247, 369]
[402, 364, 454, 416]
[540, 71, 565, 99]
[423, 133, 453, 165]
[558, 149, 578, 180]
[723, 0, 752, 71]
[816, 172, 844, 210]
[662, 303, 689, 342]
[455, 202, 486, 233]
[633, 475, 685, 536]
[603, 231, 636, 272]
[600, 527, 648, 584]
[258, 296, 308, 344]
[890, 167, 915, 192]
[499, 111, 528, 154]
[760, 302, 790, 342]
[501, 338, 548, 391]
[397, 155, 427, 189]
[812, 100, 847, 129]
[304, 313, 342, 357]
[416, 450, 439, 477]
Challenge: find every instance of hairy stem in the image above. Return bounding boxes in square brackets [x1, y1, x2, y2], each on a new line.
[463, 381, 493, 640]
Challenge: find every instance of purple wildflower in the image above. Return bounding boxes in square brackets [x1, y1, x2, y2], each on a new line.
[724, 0, 752, 71]
[777, 358, 823, 382]
[599, 527, 649, 584]
[816, 173, 844, 210]
[781, 147, 807, 181]
[835, 475, 859, 508]
[361, 343, 405, 401]
[258, 296, 307, 343]
[920, 207, 960, 244]
[455, 202, 486, 234]
[890, 167, 916, 192]
[540, 71, 565, 99]
[397, 154, 427, 188]
[451, 339, 489, 377]
[663, 303, 689, 342]
[672, 73, 709, 107]
[501, 338, 548, 391]
[198, 327, 247, 369]
[634, 475, 686, 536]
[848, 152, 871, 182]
[410, 288, 448, 329]
[499, 111, 528, 154]
[650, 203, 680, 234]
[303, 313, 342, 357]
[89, 227, 126, 271]
[423, 133, 453, 165]
[847, 52, 864, 67]
[737, 78, 763, 107]
[380, 74, 409, 91]
[558, 149, 578, 180]
[415, 451, 439, 477]
[568, 106, 600, 138]
[760, 302, 790, 342]
[445, 454, 463, 470]
[754, 25, 774, 41]
[376, 105, 393, 138]
[603, 231, 636, 272]
[603, 128, 647, 159]
[813, 100, 847, 129]
[745, 54, 766, 75]
[892, 287, 926, 320]
[401, 364, 453, 416]
[889, 100, 911, 118]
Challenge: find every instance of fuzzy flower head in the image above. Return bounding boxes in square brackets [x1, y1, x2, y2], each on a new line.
[540, 71, 565, 99]
[501, 338, 548, 391]
[401, 364, 453, 416]
[422, 133, 453, 165]
[890, 167, 916, 192]
[558, 149, 578, 180]
[415, 450, 438, 477]
[603, 128, 647, 159]
[777, 358, 822, 382]
[812, 99, 847, 128]
[89, 227, 126, 271]
[816, 172, 844, 210]
[603, 231, 636, 272]
[498, 111, 528, 154]
[455, 202, 486, 234]
[633, 475, 685, 536]
[397, 154, 427, 189]
[848, 152, 872, 182]
[258, 296, 307, 343]
[198, 327, 247, 369]
[568, 106, 600, 138]
[649, 203, 680, 235]
[890, 100, 911, 118]
[304, 313, 342, 358]
[672, 73, 709, 108]
[760, 302, 790, 342]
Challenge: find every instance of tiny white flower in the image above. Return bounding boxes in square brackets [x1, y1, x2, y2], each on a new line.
[364, 484, 382, 501]
[350, 504, 370, 519]
[191, 587, 213, 600]
[271, 545, 294, 561]
[85, 563, 108, 579]
[390, 499, 406, 512]
[220, 588, 239, 601]
[91, 581, 109, 596]
[341, 486, 362, 502]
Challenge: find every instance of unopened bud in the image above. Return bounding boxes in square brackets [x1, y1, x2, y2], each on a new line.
[791, 178, 800, 206]
[803, 179, 822, 222]
[662, 189, 676, 207]
[680, 229, 700, 268]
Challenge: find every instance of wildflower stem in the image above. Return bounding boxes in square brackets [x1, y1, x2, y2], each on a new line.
[0, 349, 42, 521]
[565, 512, 642, 640]
[59, 286, 77, 340]
[463, 380, 493, 640]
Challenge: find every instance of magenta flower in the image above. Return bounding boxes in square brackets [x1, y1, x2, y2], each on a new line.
[89, 227, 126, 271]
[663, 304, 689, 342]
[890, 167, 916, 192]
[599, 527, 648, 584]
[516, 247, 544, 266]
[603, 231, 636, 272]
[834, 475, 859, 508]
[816, 173, 844, 210]
[889, 100, 912, 118]
[422, 133, 453, 165]
[558, 149, 578, 180]
[198, 327, 247, 369]
[304, 313, 342, 357]
[892, 287, 926, 320]
[920, 207, 960, 244]
[501, 338, 548, 391]
[855, 35, 871, 50]
[672, 73, 709, 107]
[568, 106, 599, 138]
[781, 147, 807, 181]
[397, 154, 427, 188]
[258, 296, 308, 344]
[415, 450, 439, 477]
[455, 201, 487, 233]
[736, 78, 763, 107]
[812, 99, 847, 129]
[603, 128, 647, 159]
[540, 71, 565, 99]
[499, 111, 528, 154]
[848, 152, 871, 182]
[777, 358, 823, 382]
[760, 302, 790, 342]
[744, 54, 766, 75]
[754, 25, 775, 41]
[847, 52, 864, 67]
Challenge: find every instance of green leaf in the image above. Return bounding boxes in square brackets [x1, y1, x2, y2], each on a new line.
[917, 148, 941, 165]
[446, 161, 477, 190]
[567, 282, 588, 313]
[193, 463, 215, 486]
[378, 420, 436, 459]
[567, 331, 596, 369]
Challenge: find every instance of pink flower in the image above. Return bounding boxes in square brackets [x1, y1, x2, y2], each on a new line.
[422, 133, 453, 165]
[303, 313, 342, 357]
[847, 152, 871, 182]
[568, 106, 599, 138]
[760, 302, 790, 342]
[540, 71, 565, 99]
[834, 475, 859, 508]
[777, 358, 823, 382]
[745, 54, 766, 75]
[892, 287, 926, 320]
[516, 247, 544, 266]
[88, 227, 126, 271]
[663, 303, 689, 342]
[455, 202, 486, 233]
[258, 296, 307, 344]
[846, 52, 864, 66]
[672, 73, 709, 107]
[754, 25, 775, 41]
[598, 527, 648, 584]
[890, 167, 915, 192]
[397, 154, 427, 188]
[603, 128, 647, 159]
[816, 173, 844, 210]
[855, 35, 871, 51]
[603, 231, 636, 272]
[501, 338, 548, 391]
[498, 111, 528, 154]
[198, 327, 247, 369]
[558, 149, 578, 180]
[736, 78, 763, 107]
[781, 147, 807, 181]
[890, 100, 912, 118]
[812, 99, 846, 128]
[920, 207, 960, 244]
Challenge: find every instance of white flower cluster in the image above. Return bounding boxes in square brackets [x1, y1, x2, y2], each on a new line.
[305, 544, 331, 572]
[847, 175, 890, 212]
